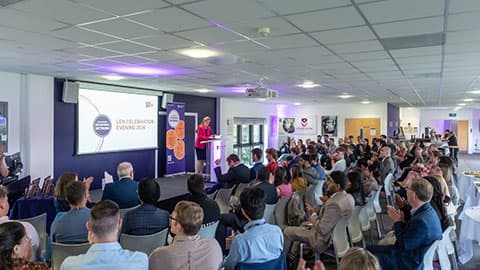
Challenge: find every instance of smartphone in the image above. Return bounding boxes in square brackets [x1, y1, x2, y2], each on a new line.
[299, 243, 304, 259]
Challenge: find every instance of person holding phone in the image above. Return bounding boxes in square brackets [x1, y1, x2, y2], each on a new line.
[195, 116, 212, 174]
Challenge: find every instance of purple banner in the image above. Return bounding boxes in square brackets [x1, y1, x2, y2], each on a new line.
[166, 102, 185, 175]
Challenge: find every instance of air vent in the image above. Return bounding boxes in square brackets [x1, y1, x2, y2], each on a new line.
[382, 33, 444, 50]
[0, 0, 24, 7]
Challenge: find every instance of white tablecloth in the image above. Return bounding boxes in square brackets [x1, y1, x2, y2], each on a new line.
[458, 178, 480, 264]
[458, 173, 476, 202]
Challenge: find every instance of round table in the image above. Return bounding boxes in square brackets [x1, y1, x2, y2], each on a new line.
[465, 206, 480, 223]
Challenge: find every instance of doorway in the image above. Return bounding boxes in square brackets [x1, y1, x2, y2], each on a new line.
[458, 120, 468, 152]
[344, 118, 381, 143]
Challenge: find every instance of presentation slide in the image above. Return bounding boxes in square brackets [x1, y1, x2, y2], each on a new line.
[77, 88, 158, 155]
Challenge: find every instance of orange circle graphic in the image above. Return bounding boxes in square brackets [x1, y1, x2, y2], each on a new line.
[166, 129, 177, 149]
[175, 120, 185, 139]
[174, 140, 185, 160]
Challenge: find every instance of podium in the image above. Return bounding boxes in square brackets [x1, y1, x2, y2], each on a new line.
[201, 138, 223, 183]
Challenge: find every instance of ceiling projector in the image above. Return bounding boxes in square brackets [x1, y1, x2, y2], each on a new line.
[245, 87, 278, 99]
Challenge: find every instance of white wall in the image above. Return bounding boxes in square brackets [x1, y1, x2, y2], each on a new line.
[219, 98, 388, 162]
[0, 71, 54, 181]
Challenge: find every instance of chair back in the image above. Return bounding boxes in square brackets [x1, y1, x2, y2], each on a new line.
[347, 206, 364, 247]
[365, 196, 376, 222]
[198, 221, 219, 238]
[235, 251, 286, 270]
[263, 203, 277, 224]
[437, 226, 455, 270]
[274, 197, 290, 228]
[332, 216, 351, 259]
[372, 185, 383, 214]
[423, 240, 440, 270]
[383, 173, 395, 205]
[215, 187, 234, 213]
[19, 213, 47, 257]
[305, 180, 324, 207]
[51, 242, 90, 270]
[119, 205, 140, 219]
[358, 206, 370, 231]
[120, 227, 168, 255]
[234, 183, 250, 197]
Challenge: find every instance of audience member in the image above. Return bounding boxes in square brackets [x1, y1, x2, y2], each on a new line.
[223, 187, 283, 270]
[207, 154, 250, 194]
[0, 146, 8, 178]
[265, 148, 278, 174]
[249, 148, 264, 180]
[311, 153, 326, 181]
[297, 247, 380, 270]
[422, 176, 453, 231]
[324, 147, 347, 175]
[54, 173, 93, 215]
[438, 163, 459, 206]
[186, 174, 220, 224]
[0, 185, 41, 261]
[429, 166, 451, 201]
[61, 200, 148, 270]
[252, 167, 278, 204]
[368, 178, 442, 270]
[51, 181, 90, 243]
[283, 171, 354, 258]
[290, 164, 307, 192]
[379, 146, 395, 184]
[102, 162, 139, 209]
[347, 171, 366, 206]
[0, 222, 49, 270]
[122, 178, 169, 235]
[273, 167, 292, 198]
[300, 154, 318, 185]
[149, 201, 222, 270]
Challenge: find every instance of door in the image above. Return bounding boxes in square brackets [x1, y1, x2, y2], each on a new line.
[344, 118, 381, 143]
[457, 120, 468, 152]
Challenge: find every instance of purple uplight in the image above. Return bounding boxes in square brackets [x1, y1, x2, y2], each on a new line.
[104, 65, 190, 77]
[224, 85, 255, 93]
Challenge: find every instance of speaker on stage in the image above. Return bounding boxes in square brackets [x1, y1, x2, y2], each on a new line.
[62, 81, 79, 104]
[161, 93, 174, 109]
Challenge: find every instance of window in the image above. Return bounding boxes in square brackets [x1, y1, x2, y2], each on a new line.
[233, 123, 264, 166]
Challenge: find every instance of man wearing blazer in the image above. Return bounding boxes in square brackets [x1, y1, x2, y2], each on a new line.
[283, 171, 355, 257]
[368, 178, 442, 270]
[102, 162, 139, 209]
[207, 154, 250, 194]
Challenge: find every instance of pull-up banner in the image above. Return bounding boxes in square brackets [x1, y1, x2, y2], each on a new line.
[165, 102, 185, 175]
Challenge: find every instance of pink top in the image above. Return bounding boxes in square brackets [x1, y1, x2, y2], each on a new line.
[277, 183, 293, 198]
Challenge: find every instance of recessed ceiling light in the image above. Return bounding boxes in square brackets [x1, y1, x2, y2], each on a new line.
[457, 103, 466, 106]
[297, 80, 320, 88]
[407, 107, 413, 110]
[467, 90, 480, 94]
[338, 94, 353, 99]
[293, 102, 302, 106]
[258, 98, 266, 101]
[360, 100, 371, 104]
[463, 98, 474, 102]
[178, 48, 218, 58]
[195, 88, 212, 93]
[101, 74, 124, 81]
[453, 107, 461, 111]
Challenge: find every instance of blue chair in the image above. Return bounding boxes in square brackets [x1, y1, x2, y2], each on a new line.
[235, 251, 286, 270]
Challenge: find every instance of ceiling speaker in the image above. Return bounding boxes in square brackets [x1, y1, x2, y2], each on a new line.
[62, 81, 79, 104]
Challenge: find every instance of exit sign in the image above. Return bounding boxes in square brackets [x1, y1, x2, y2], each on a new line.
[449, 113, 457, 117]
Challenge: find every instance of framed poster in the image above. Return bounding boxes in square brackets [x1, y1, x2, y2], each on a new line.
[321, 116, 337, 137]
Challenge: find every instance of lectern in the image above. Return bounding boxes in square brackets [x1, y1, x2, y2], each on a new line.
[201, 137, 223, 183]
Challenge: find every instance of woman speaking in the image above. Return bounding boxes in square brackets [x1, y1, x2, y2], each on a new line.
[195, 116, 212, 174]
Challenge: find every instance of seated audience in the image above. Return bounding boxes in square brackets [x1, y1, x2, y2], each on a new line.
[265, 148, 278, 174]
[207, 154, 250, 194]
[283, 171, 354, 257]
[223, 187, 283, 270]
[0, 222, 49, 270]
[273, 167, 292, 198]
[439, 163, 459, 206]
[186, 174, 220, 224]
[324, 147, 347, 175]
[149, 201, 222, 270]
[297, 247, 380, 270]
[102, 162, 139, 209]
[300, 154, 318, 185]
[54, 173, 94, 215]
[368, 178, 442, 270]
[311, 153, 326, 181]
[347, 171, 366, 206]
[252, 167, 278, 204]
[379, 146, 395, 184]
[249, 148, 264, 180]
[422, 176, 453, 231]
[61, 200, 148, 269]
[51, 181, 90, 243]
[429, 166, 451, 201]
[122, 178, 169, 235]
[0, 185, 41, 261]
[290, 164, 307, 192]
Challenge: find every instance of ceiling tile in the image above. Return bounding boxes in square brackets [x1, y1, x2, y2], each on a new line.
[227, 17, 300, 37]
[96, 41, 156, 54]
[390, 46, 442, 58]
[11, 0, 112, 25]
[448, 12, 480, 31]
[342, 51, 390, 62]
[373, 17, 444, 38]
[258, 34, 318, 50]
[359, 0, 444, 24]
[127, 7, 209, 32]
[52, 27, 120, 44]
[76, 0, 170, 16]
[81, 18, 159, 39]
[177, 27, 245, 44]
[183, 0, 274, 23]
[104, 55, 155, 64]
[449, 0, 480, 13]
[135, 51, 188, 62]
[286, 6, 365, 32]
[328, 40, 383, 53]
[74, 46, 123, 58]
[260, 0, 351, 15]
[132, 35, 194, 50]
[0, 8, 67, 33]
[311, 26, 376, 44]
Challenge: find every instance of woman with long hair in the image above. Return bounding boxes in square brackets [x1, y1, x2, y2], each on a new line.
[194, 116, 212, 174]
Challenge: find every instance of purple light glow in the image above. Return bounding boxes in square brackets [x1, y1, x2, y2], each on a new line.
[104, 65, 190, 77]
[224, 85, 255, 93]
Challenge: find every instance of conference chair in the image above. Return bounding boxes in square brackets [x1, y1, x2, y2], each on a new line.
[347, 206, 365, 248]
[51, 242, 90, 270]
[235, 251, 287, 270]
[119, 205, 140, 219]
[327, 216, 352, 265]
[20, 212, 47, 258]
[120, 227, 168, 255]
[371, 186, 385, 230]
[273, 197, 290, 229]
[423, 240, 441, 270]
[438, 226, 459, 270]
[358, 205, 373, 244]
[366, 195, 382, 239]
[215, 187, 235, 214]
[383, 173, 395, 206]
[234, 183, 250, 197]
[198, 220, 219, 238]
[263, 203, 277, 224]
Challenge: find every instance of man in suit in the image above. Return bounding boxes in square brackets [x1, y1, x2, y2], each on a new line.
[207, 154, 250, 194]
[283, 171, 355, 257]
[368, 178, 442, 270]
[102, 162, 139, 209]
[249, 148, 264, 180]
[186, 174, 220, 224]
[121, 178, 169, 235]
[379, 146, 395, 184]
